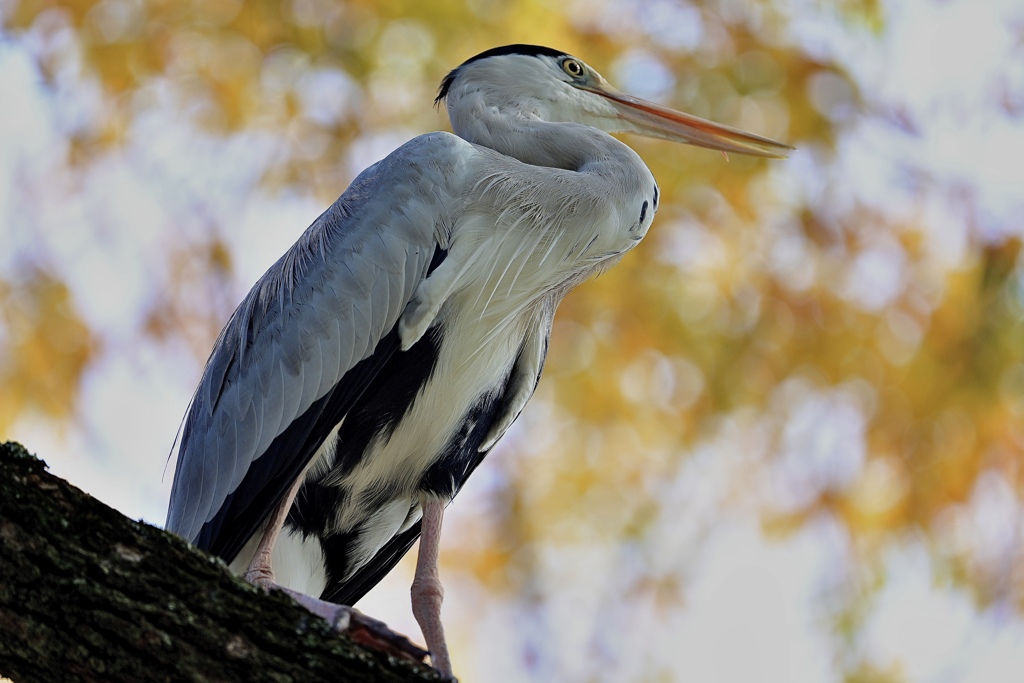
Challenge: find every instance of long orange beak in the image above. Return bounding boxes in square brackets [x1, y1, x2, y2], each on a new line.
[583, 81, 794, 159]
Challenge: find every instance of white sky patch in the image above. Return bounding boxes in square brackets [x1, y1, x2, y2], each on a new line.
[668, 519, 838, 683]
[77, 347, 185, 523]
[127, 110, 281, 223]
[0, 44, 64, 269]
[956, 470, 1024, 601]
[566, 0, 705, 52]
[612, 48, 677, 102]
[784, 0, 1024, 298]
[639, 0, 705, 51]
[768, 228, 818, 292]
[38, 155, 167, 335]
[295, 66, 362, 126]
[840, 236, 907, 311]
[765, 379, 867, 512]
[864, 544, 981, 682]
[959, 622, 1024, 683]
[875, 0, 1012, 114]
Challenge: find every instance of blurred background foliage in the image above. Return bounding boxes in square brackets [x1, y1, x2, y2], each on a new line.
[2, 0, 1023, 681]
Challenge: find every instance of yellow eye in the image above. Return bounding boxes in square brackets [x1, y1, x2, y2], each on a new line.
[561, 58, 584, 79]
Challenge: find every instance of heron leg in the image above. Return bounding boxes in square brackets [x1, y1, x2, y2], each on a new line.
[243, 476, 428, 663]
[243, 475, 304, 587]
[241, 477, 353, 628]
[411, 497, 453, 679]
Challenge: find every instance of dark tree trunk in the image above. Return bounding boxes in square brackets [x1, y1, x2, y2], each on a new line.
[0, 441, 441, 683]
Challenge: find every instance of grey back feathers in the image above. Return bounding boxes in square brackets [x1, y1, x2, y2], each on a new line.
[166, 132, 466, 544]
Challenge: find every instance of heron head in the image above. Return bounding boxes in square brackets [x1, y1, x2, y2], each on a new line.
[436, 44, 793, 159]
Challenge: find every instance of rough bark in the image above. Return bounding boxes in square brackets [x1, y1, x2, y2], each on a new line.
[0, 441, 441, 683]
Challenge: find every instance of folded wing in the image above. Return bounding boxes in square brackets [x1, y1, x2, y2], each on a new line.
[165, 132, 472, 563]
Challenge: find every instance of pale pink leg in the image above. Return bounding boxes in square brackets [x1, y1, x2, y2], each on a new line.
[244, 475, 304, 587]
[242, 475, 427, 662]
[411, 498, 453, 679]
[241, 476, 350, 625]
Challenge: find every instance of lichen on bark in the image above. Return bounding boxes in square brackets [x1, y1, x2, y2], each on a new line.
[0, 441, 440, 683]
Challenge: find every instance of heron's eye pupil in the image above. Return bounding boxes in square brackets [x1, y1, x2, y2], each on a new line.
[563, 59, 583, 77]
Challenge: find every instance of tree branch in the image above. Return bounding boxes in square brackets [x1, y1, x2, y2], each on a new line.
[0, 441, 441, 683]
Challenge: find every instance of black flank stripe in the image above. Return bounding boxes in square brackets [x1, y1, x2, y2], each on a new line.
[327, 324, 444, 479]
[318, 323, 552, 607]
[197, 327, 401, 561]
[288, 321, 444, 595]
[321, 521, 423, 605]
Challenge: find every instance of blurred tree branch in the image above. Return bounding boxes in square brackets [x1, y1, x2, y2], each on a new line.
[0, 441, 439, 683]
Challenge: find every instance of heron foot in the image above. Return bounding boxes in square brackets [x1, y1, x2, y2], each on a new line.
[255, 581, 432, 666]
[411, 498, 456, 681]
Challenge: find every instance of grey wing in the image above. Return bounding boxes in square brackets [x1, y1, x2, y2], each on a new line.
[165, 132, 472, 561]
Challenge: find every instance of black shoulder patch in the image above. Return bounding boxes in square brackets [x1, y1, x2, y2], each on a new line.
[435, 44, 568, 104]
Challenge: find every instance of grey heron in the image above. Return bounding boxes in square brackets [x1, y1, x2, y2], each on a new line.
[165, 44, 791, 677]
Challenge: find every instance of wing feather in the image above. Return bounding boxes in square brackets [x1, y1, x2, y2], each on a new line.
[166, 132, 473, 559]
[297, 326, 324, 412]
